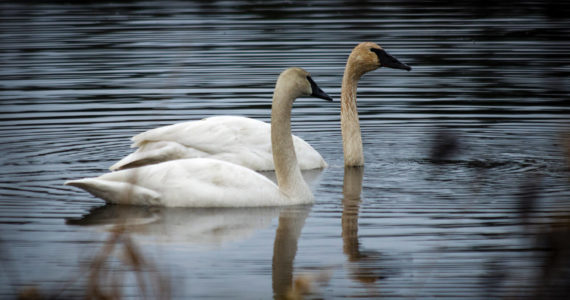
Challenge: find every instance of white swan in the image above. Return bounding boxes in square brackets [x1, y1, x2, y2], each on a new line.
[109, 116, 326, 171]
[65, 68, 333, 207]
[109, 42, 410, 171]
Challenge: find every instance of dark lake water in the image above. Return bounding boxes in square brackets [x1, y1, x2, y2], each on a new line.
[1, 1, 570, 299]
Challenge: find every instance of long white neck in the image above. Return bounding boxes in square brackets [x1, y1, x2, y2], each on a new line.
[341, 65, 364, 166]
[271, 88, 313, 201]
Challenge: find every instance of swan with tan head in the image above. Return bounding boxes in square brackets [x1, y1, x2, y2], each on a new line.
[341, 42, 411, 166]
[65, 68, 332, 207]
[109, 42, 410, 171]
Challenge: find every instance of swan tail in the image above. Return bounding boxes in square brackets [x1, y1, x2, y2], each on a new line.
[130, 123, 182, 147]
[109, 141, 192, 171]
[131, 131, 150, 147]
[65, 178, 161, 205]
[109, 152, 161, 171]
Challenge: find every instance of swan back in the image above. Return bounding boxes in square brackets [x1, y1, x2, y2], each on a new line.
[111, 115, 327, 171]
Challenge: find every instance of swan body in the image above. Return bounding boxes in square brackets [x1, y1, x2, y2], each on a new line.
[67, 158, 290, 207]
[109, 115, 326, 171]
[66, 67, 333, 207]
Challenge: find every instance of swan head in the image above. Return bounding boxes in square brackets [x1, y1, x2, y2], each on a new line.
[276, 67, 333, 102]
[348, 42, 411, 77]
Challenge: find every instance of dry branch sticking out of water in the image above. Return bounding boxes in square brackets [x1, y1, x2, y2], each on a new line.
[85, 226, 171, 300]
[285, 270, 333, 300]
[14, 223, 171, 299]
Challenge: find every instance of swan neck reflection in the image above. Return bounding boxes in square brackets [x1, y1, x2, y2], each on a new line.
[272, 206, 311, 299]
[342, 167, 364, 261]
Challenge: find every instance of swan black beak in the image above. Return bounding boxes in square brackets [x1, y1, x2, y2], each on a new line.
[307, 76, 333, 101]
[371, 48, 412, 71]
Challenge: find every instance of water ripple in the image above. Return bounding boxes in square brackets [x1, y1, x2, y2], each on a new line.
[1, 1, 570, 299]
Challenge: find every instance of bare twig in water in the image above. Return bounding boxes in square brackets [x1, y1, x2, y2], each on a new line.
[562, 131, 570, 172]
[286, 270, 333, 300]
[513, 155, 570, 299]
[85, 166, 169, 300]
[86, 226, 171, 300]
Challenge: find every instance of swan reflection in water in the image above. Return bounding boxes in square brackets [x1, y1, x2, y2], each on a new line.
[342, 167, 395, 286]
[67, 203, 315, 298]
[65, 166, 396, 298]
[67, 205, 282, 246]
[276, 167, 399, 298]
[271, 205, 313, 299]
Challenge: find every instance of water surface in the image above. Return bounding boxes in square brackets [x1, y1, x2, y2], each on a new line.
[1, 1, 569, 299]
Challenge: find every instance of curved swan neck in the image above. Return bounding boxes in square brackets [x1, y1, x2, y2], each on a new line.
[271, 87, 312, 200]
[341, 63, 364, 167]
